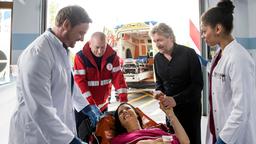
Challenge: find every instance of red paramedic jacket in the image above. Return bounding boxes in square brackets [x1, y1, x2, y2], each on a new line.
[74, 42, 128, 111]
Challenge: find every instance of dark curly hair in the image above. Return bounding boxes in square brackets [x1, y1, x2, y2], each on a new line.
[114, 102, 143, 135]
[201, 0, 235, 35]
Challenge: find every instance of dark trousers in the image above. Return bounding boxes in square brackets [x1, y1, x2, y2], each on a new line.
[166, 101, 202, 144]
[75, 110, 92, 142]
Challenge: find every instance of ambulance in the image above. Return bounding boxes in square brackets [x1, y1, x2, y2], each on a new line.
[109, 21, 157, 85]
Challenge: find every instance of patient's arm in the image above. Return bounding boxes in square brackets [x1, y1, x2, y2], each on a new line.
[159, 102, 190, 144]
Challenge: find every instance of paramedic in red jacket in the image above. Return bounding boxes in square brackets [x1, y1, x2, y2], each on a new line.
[74, 32, 128, 112]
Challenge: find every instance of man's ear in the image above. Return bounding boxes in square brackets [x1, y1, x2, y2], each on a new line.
[62, 19, 71, 31]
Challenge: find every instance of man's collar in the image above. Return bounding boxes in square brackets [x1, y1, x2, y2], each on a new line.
[48, 28, 68, 50]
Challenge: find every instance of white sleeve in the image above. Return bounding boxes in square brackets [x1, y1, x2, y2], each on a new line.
[220, 53, 254, 143]
[72, 82, 90, 112]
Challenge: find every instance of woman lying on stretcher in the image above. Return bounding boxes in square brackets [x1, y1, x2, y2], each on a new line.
[111, 100, 190, 144]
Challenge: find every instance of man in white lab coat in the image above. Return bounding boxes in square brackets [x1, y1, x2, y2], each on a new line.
[9, 6, 101, 144]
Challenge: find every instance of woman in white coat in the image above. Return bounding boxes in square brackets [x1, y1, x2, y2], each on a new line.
[8, 6, 98, 144]
[201, 1, 256, 144]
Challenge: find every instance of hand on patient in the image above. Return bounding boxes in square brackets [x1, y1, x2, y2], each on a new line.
[159, 100, 175, 121]
[153, 91, 176, 109]
[153, 90, 176, 120]
[153, 90, 165, 100]
[81, 104, 102, 129]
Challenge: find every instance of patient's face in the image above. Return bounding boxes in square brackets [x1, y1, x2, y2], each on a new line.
[117, 104, 138, 127]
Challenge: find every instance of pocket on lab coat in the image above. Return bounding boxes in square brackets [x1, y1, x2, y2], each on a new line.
[24, 121, 45, 143]
[212, 71, 226, 94]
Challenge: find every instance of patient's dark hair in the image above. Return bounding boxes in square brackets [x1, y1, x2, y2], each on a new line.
[114, 102, 143, 135]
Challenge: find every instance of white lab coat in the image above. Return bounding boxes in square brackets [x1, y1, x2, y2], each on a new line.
[9, 30, 89, 144]
[206, 40, 256, 144]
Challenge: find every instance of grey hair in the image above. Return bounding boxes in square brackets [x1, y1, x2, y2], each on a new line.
[149, 23, 176, 42]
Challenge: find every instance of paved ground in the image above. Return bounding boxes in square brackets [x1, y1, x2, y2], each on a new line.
[0, 82, 207, 144]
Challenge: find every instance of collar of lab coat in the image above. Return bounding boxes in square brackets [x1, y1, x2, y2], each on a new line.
[46, 29, 69, 55]
[221, 39, 236, 56]
[45, 30, 71, 71]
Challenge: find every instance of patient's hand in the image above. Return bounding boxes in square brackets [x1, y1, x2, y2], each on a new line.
[159, 101, 175, 119]
[136, 138, 164, 144]
[160, 96, 176, 109]
[153, 90, 165, 100]
[153, 91, 176, 108]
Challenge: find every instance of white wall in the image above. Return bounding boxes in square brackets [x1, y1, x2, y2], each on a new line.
[12, 0, 41, 33]
[12, 0, 42, 64]
[233, 0, 256, 63]
[206, 0, 256, 50]
[232, 0, 249, 37]
[248, 0, 256, 37]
